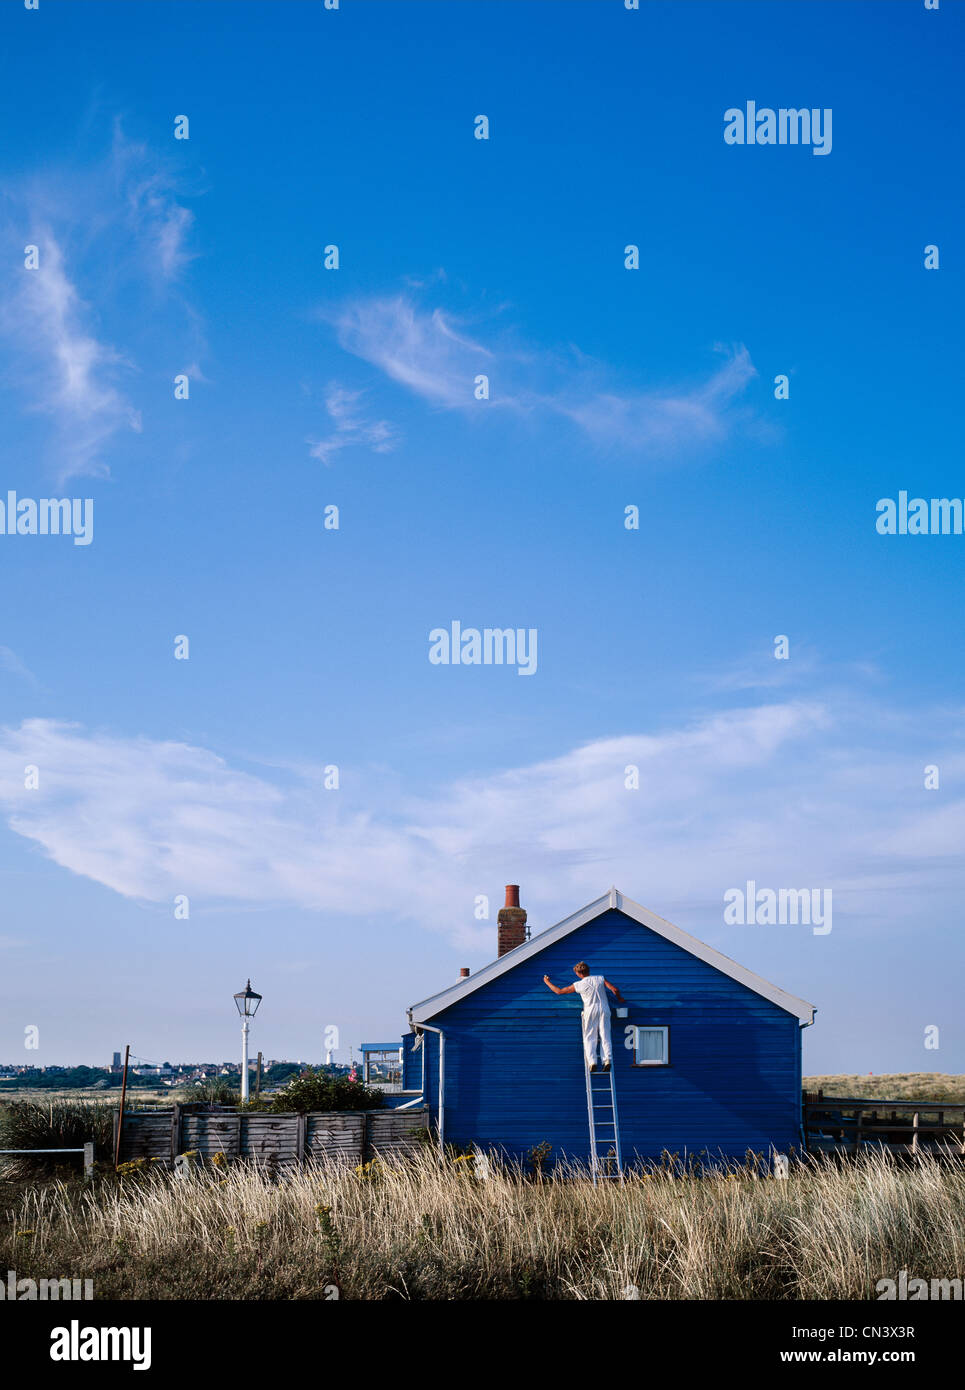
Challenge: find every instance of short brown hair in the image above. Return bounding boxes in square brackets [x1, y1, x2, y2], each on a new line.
[574, 961, 589, 975]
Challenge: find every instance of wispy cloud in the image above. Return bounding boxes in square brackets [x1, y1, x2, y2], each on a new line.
[554, 343, 757, 453]
[308, 384, 398, 464]
[1, 123, 200, 479]
[111, 122, 197, 280]
[331, 297, 493, 409]
[11, 231, 141, 480]
[322, 293, 760, 459]
[699, 642, 822, 694]
[0, 695, 958, 948]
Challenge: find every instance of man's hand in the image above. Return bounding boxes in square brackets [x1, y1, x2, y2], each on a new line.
[544, 976, 574, 995]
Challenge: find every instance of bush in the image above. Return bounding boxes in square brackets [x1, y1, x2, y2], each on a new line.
[0, 1099, 115, 1174]
[175, 1077, 241, 1106]
[268, 1069, 385, 1115]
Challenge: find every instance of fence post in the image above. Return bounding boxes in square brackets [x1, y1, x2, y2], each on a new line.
[170, 1103, 181, 1165]
[912, 1112, 919, 1156]
[297, 1114, 307, 1167]
[113, 1044, 130, 1170]
[83, 1142, 94, 1179]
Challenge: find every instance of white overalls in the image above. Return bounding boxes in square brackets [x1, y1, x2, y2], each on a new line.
[574, 975, 612, 1067]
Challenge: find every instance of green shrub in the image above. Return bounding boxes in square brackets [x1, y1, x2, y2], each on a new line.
[268, 1069, 385, 1115]
[175, 1077, 241, 1106]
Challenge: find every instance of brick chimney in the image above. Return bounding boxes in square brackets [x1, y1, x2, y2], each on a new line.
[497, 884, 528, 956]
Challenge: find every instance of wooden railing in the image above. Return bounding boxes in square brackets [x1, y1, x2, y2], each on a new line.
[803, 1091, 965, 1154]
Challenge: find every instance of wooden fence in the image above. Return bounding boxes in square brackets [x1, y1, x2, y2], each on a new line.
[804, 1092, 965, 1155]
[114, 1104, 429, 1168]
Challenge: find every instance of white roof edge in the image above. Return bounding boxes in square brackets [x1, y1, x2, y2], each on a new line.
[409, 888, 816, 1025]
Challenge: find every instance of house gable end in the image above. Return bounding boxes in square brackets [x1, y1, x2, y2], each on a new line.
[409, 890, 814, 1025]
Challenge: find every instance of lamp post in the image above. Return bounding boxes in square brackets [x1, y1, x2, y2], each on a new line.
[233, 979, 262, 1102]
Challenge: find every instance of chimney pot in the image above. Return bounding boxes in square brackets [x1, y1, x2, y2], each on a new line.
[497, 885, 527, 956]
[459, 968, 470, 978]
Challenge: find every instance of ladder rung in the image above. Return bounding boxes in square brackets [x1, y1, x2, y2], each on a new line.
[584, 1048, 622, 1186]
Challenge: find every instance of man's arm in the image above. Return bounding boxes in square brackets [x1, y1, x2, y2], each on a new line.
[543, 975, 576, 995]
[603, 979, 626, 1004]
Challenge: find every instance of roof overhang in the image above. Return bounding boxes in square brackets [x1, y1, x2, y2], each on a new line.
[409, 887, 816, 1025]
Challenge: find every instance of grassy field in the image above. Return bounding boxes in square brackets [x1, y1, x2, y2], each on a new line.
[3, 1075, 961, 1108]
[804, 1074, 965, 1104]
[2, 1146, 963, 1300]
[0, 1074, 961, 1301]
[0, 1086, 172, 1104]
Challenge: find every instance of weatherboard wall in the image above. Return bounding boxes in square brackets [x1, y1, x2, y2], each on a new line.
[415, 908, 804, 1164]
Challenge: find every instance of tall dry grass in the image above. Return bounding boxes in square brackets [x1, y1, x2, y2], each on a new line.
[3, 1147, 964, 1300]
[804, 1074, 965, 1104]
[0, 1098, 116, 1176]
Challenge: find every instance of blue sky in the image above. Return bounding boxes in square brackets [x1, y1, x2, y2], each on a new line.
[0, 0, 963, 1073]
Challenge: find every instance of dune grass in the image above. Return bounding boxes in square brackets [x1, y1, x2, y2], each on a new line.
[804, 1074, 965, 1104]
[0, 1098, 117, 1176]
[1, 1075, 962, 1301]
[2, 1146, 963, 1301]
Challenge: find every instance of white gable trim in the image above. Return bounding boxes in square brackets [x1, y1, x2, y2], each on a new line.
[408, 888, 815, 1025]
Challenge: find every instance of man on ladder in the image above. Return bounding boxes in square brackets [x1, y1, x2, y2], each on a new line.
[543, 962, 626, 1071]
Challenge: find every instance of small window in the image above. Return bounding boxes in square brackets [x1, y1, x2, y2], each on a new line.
[634, 1026, 669, 1066]
[362, 1048, 403, 1090]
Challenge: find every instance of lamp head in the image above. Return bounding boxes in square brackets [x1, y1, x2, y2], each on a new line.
[233, 979, 262, 1018]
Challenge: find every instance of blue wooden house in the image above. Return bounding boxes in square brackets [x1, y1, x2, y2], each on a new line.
[381, 887, 815, 1170]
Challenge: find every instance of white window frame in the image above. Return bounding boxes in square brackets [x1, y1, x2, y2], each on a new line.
[633, 1025, 669, 1067]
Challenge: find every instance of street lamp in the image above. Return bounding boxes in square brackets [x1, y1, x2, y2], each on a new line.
[233, 979, 262, 1102]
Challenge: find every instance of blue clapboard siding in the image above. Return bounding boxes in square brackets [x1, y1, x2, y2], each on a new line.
[415, 909, 803, 1164]
[402, 1031, 421, 1092]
